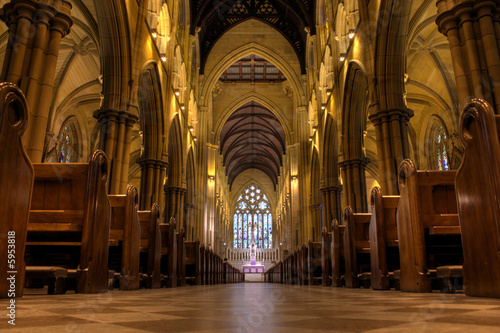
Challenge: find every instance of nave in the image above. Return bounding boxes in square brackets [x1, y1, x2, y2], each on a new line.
[3, 283, 500, 332]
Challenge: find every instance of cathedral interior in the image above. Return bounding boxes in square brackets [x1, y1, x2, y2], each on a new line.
[1, 0, 500, 331]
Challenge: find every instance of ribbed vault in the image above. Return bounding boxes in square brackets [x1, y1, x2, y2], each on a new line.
[220, 102, 286, 189]
[191, 0, 315, 74]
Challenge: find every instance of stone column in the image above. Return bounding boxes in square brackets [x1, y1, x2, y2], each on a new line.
[164, 186, 186, 230]
[139, 158, 168, 210]
[339, 158, 369, 213]
[309, 204, 322, 241]
[184, 204, 196, 241]
[94, 109, 139, 194]
[320, 186, 342, 229]
[436, 0, 500, 112]
[368, 108, 413, 195]
[1, 0, 72, 162]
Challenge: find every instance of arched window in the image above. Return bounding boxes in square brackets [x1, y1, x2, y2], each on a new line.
[436, 126, 449, 170]
[58, 124, 77, 163]
[233, 185, 272, 249]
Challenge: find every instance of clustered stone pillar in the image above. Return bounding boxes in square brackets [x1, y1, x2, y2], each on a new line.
[369, 108, 413, 195]
[309, 203, 322, 241]
[0, 0, 72, 162]
[436, 0, 500, 113]
[339, 158, 369, 213]
[320, 186, 342, 229]
[139, 158, 167, 211]
[94, 109, 138, 194]
[184, 204, 196, 241]
[164, 186, 186, 230]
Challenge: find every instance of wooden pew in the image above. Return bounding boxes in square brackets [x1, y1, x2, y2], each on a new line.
[177, 227, 186, 286]
[185, 238, 201, 285]
[455, 99, 500, 298]
[108, 185, 141, 290]
[0, 83, 34, 298]
[26, 150, 111, 294]
[397, 159, 462, 293]
[331, 219, 345, 287]
[200, 244, 206, 285]
[343, 206, 371, 288]
[298, 244, 307, 285]
[138, 203, 161, 289]
[308, 240, 322, 285]
[322, 226, 332, 286]
[160, 218, 177, 287]
[369, 186, 400, 290]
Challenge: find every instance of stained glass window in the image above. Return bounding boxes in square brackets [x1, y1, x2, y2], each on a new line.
[436, 126, 449, 171]
[233, 185, 273, 249]
[57, 123, 78, 163]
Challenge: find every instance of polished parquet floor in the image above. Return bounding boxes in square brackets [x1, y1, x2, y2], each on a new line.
[2, 283, 500, 332]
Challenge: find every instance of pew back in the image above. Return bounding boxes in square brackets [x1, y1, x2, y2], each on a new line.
[397, 159, 461, 292]
[27, 150, 111, 294]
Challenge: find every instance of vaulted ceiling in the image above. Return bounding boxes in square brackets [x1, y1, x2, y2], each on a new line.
[191, 0, 315, 74]
[220, 102, 286, 189]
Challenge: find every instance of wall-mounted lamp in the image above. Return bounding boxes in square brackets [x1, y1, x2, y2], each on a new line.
[174, 89, 180, 97]
[312, 126, 317, 132]
[340, 53, 346, 62]
[291, 175, 298, 180]
[321, 104, 326, 110]
[188, 125, 194, 132]
[193, 136, 198, 142]
[208, 175, 215, 181]
[151, 29, 157, 38]
[180, 104, 185, 110]
[160, 54, 167, 62]
[309, 135, 314, 141]
[348, 29, 356, 39]
[326, 89, 332, 96]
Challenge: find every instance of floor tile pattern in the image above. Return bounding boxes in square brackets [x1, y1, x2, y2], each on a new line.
[2, 284, 500, 332]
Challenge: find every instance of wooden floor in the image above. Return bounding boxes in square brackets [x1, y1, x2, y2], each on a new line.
[3, 283, 500, 332]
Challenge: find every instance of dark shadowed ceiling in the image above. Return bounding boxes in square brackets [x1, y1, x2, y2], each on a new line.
[191, 0, 315, 74]
[220, 101, 286, 189]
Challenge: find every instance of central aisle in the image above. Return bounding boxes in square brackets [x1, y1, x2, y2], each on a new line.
[4, 283, 500, 332]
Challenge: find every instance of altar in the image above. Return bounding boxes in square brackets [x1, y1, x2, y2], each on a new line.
[242, 242, 265, 273]
[242, 264, 265, 274]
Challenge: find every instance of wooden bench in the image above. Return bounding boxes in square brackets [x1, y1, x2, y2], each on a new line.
[185, 238, 201, 285]
[26, 150, 111, 294]
[331, 219, 345, 287]
[160, 218, 177, 287]
[322, 226, 333, 286]
[199, 244, 206, 285]
[455, 99, 500, 298]
[308, 240, 322, 285]
[177, 227, 186, 286]
[0, 82, 34, 298]
[298, 244, 307, 285]
[138, 203, 161, 289]
[108, 185, 141, 290]
[397, 159, 462, 293]
[369, 186, 400, 290]
[24, 266, 67, 295]
[343, 206, 371, 288]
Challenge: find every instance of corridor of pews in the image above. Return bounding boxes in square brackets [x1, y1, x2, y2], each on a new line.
[2, 80, 500, 330]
